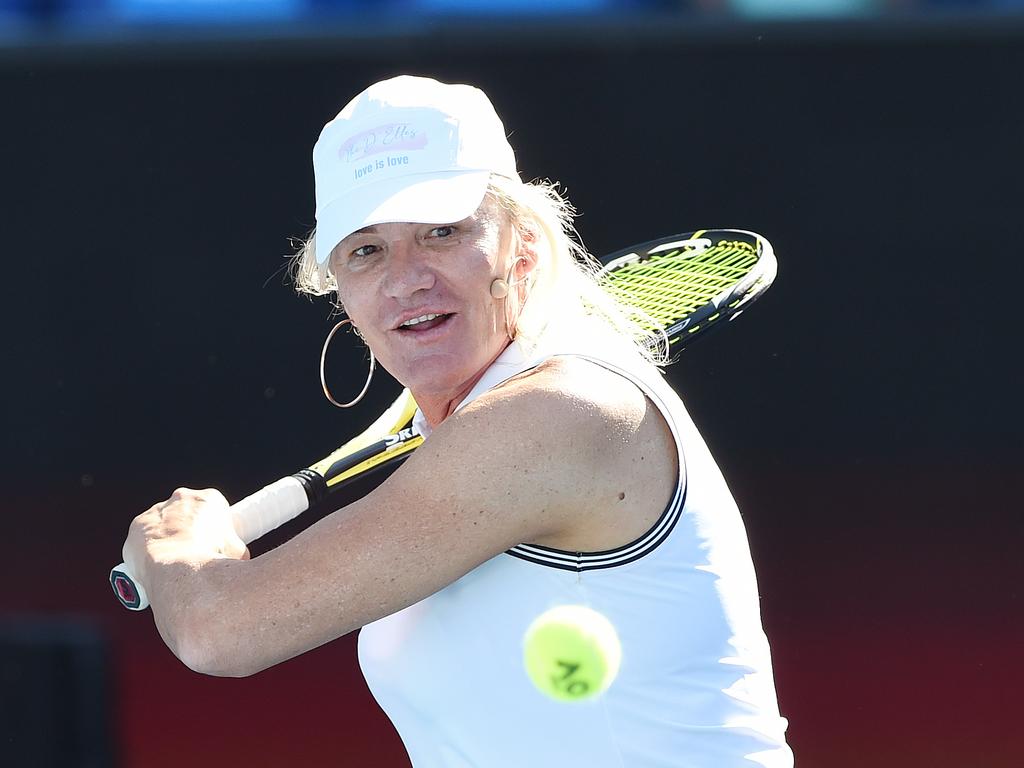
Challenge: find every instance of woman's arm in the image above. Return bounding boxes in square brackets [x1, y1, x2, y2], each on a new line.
[124, 358, 676, 676]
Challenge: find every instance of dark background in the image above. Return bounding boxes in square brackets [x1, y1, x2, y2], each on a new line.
[2, 14, 1023, 767]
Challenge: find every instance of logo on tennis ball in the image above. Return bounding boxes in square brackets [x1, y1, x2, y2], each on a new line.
[522, 605, 622, 702]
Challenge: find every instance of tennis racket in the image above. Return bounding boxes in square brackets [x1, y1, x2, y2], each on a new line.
[110, 228, 776, 610]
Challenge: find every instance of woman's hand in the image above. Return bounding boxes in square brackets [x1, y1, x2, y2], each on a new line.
[119, 488, 250, 673]
[122, 487, 249, 595]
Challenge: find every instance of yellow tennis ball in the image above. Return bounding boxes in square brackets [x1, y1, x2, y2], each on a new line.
[522, 605, 622, 702]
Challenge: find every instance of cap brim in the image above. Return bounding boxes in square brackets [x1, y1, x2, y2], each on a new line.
[315, 170, 491, 265]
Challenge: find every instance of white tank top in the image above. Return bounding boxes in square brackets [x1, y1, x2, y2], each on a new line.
[358, 328, 793, 767]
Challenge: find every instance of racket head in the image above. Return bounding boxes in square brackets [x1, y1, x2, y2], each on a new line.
[598, 228, 776, 349]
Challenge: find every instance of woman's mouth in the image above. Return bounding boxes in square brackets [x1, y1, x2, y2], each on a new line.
[397, 313, 454, 332]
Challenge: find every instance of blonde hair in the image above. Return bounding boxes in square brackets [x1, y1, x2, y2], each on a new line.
[289, 175, 667, 365]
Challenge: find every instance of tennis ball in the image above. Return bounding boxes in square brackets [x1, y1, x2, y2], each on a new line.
[522, 605, 622, 702]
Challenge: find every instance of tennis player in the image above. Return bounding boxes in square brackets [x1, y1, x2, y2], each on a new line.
[121, 75, 793, 766]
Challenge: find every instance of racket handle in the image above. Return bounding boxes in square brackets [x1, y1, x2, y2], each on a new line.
[230, 474, 316, 544]
[110, 471, 327, 611]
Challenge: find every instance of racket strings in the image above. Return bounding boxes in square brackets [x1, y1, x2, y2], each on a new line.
[601, 241, 758, 332]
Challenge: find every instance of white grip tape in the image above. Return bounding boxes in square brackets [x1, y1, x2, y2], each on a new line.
[230, 476, 310, 544]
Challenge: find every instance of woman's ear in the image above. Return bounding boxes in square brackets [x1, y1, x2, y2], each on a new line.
[513, 225, 540, 280]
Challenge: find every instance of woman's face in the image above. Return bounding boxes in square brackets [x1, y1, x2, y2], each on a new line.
[330, 200, 520, 404]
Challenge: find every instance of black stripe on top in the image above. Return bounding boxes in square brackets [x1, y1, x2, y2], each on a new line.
[505, 476, 686, 573]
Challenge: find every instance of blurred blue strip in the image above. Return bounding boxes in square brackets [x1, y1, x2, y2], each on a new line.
[4, 0, 1024, 34]
[105, 0, 306, 22]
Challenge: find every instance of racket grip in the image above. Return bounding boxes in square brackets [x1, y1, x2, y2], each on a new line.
[110, 470, 327, 611]
[230, 473, 317, 544]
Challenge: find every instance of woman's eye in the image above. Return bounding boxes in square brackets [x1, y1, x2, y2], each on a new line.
[352, 244, 377, 259]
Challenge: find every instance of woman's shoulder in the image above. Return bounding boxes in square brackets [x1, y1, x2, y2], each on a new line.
[456, 355, 677, 553]
[473, 354, 653, 439]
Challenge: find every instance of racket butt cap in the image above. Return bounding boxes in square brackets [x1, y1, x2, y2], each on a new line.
[110, 564, 149, 611]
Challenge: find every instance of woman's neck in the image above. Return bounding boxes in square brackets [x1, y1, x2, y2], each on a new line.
[414, 340, 513, 428]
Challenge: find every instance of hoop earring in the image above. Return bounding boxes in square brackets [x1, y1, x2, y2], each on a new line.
[320, 318, 375, 408]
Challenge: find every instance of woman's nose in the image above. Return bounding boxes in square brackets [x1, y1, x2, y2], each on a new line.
[382, 241, 435, 299]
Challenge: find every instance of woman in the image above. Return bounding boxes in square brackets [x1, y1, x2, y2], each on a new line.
[122, 75, 793, 767]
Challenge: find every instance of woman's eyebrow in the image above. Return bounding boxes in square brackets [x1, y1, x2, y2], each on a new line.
[336, 225, 379, 248]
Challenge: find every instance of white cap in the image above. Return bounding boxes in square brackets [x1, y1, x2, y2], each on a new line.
[312, 75, 519, 265]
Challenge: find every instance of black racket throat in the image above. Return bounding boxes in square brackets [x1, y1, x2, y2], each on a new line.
[292, 468, 329, 505]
